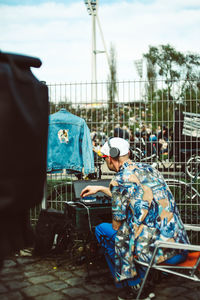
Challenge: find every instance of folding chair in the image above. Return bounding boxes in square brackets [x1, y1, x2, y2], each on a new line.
[133, 224, 200, 300]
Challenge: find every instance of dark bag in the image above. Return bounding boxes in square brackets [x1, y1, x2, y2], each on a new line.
[34, 209, 68, 256]
[0, 51, 49, 260]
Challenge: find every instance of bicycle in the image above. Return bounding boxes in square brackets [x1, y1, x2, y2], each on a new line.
[130, 137, 174, 171]
[186, 155, 200, 180]
[165, 178, 200, 225]
[164, 178, 200, 204]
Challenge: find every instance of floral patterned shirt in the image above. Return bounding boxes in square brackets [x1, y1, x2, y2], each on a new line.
[110, 159, 189, 282]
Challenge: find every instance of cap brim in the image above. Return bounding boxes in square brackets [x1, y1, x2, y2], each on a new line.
[95, 150, 108, 157]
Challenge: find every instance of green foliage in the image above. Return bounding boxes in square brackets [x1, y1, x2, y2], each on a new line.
[146, 90, 174, 131]
[47, 44, 199, 138]
[144, 44, 185, 83]
[143, 44, 200, 103]
[146, 58, 157, 95]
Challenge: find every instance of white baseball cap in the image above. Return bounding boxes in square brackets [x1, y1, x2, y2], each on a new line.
[100, 137, 130, 157]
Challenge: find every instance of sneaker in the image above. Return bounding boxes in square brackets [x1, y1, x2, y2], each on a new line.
[117, 283, 155, 300]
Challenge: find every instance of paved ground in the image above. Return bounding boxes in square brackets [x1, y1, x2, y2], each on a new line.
[0, 249, 200, 300]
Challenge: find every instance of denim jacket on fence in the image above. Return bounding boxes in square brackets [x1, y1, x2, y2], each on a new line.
[47, 109, 95, 174]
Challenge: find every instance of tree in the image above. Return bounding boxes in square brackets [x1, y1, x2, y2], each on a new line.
[180, 53, 200, 105]
[143, 44, 200, 101]
[107, 44, 118, 133]
[146, 57, 157, 99]
[107, 44, 117, 110]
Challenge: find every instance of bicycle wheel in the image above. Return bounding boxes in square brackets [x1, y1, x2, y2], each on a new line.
[165, 178, 200, 204]
[165, 178, 200, 224]
[186, 155, 200, 180]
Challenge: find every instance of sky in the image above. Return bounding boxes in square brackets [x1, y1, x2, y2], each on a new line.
[0, 0, 200, 84]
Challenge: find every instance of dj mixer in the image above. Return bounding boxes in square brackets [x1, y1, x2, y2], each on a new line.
[65, 179, 112, 232]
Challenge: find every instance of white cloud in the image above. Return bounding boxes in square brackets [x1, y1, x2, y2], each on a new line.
[0, 0, 199, 83]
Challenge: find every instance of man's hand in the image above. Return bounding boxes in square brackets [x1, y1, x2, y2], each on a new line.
[80, 185, 101, 198]
[112, 219, 122, 230]
[80, 185, 112, 198]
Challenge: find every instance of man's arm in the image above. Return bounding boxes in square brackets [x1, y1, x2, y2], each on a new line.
[80, 185, 112, 198]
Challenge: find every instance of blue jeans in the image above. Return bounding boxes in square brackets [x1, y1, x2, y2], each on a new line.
[95, 223, 187, 288]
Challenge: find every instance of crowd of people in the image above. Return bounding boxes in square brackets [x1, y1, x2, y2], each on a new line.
[91, 124, 171, 165]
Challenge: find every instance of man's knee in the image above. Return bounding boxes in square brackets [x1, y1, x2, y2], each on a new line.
[95, 222, 107, 239]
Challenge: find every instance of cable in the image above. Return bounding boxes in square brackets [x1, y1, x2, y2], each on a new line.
[76, 201, 93, 233]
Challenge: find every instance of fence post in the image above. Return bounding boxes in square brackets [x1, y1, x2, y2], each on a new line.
[41, 182, 47, 209]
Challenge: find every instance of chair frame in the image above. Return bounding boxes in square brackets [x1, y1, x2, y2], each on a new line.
[133, 224, 200, 300]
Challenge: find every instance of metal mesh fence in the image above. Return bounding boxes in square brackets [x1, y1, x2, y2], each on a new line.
[31, 79, 200, 227]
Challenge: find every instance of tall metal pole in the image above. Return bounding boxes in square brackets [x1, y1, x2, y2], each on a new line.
[92, 8, 97, 101]
[85, 1, 98, 102]
[85, 1, 110, 102]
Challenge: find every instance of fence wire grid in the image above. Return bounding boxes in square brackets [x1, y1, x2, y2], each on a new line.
[31, 79, 200, 228]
